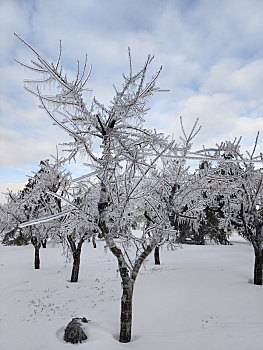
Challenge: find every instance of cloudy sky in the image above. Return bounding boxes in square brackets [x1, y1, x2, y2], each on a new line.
[1, 0, 263, 203]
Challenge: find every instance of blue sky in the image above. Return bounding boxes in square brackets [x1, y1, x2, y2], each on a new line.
[1, 0, 263, 202]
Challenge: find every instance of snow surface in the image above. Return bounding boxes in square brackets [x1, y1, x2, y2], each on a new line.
[0, 236, 262, 350]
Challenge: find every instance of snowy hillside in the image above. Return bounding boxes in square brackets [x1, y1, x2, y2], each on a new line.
[0, 239, 262, 350]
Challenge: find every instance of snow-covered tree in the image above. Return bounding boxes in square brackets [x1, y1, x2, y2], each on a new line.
[59, 184, 99, 282]
[15, 34, 263, 343]
[6, 159, 70, 269]
[15, 34, 185, 342]
[140, 119, 200, 262]
[196, 138, 263, 284]
[180, 161, 231, 246]
[0, 199, 27, 245]
[226, 166, 263, 284]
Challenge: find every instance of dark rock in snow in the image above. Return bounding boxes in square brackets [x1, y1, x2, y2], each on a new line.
[64, 317, 89, 344]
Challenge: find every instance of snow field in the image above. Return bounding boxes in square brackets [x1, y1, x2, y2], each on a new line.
[0, 238, 262, 350]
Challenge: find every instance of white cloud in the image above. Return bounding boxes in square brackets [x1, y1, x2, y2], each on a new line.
[0, 126, 59, 166]
[0, 0, 32, 64]
[1, 0, 263, 186]
[0, 97, 68, 166]
[202, 59, 263, 100]
[161, 92, 263, 153]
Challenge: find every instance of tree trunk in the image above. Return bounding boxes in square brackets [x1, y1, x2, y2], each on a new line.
[98, 183, 159, 343]
[34, 245, 40, 269]
[154, 246, 160, 265]
[67, 234, 84, 283]
[71, 249, 81, 282]
[119, 280, 134, 343]
[92, 236, 97, 248]
[254, 250, 263, 285]
[42, 239, 47, 248]
[31, 237, 41, 269]
[118, 242, 156, 343]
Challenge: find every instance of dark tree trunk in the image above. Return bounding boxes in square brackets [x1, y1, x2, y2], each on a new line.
[119, 280, 134, 343]
[117, 243, 155, 343]
[154, 246, 160, 265]
[105, 239, 135, 344]
[239, 205, 263, 285]
[34, 245, 40, 269]
[106, 240, 157, 343]
[92, 237, 97, 248]
[98, 182, 157, 343]
[31, 237, 41, 269]
[67, 233, 84, 283]
[71, 249, 81, 282]
[254, 250, 263, 285]
[42, 239, 47, 248]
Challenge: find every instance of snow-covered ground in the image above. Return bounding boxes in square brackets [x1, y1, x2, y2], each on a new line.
[0, 236, 262, 350]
